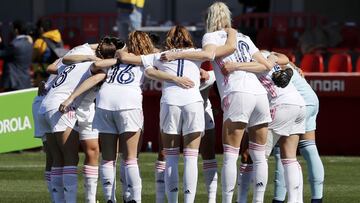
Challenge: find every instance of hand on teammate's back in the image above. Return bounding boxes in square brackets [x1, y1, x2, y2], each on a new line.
[222, 62, 238, 75]
[58, 97, 74, 113]
[174, 76, 195, 89]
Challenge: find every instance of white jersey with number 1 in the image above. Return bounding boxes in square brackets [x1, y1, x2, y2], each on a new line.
[202, 30, 267, 101]
[141, 49, 203, 106]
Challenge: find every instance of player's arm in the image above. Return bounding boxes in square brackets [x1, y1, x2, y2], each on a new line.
[270, 51, 290, 65]
[91, 58, 118, 72]
[62, 55, 100, 65]
[160, 28, 237, 62]
[46, 59, 61, 74]
[58, 71, 106, 113]
[115, 49, 142, 65]
[252, 51, 275, 71]
[223, 61, 267, 75]
[145, 67, 195, 89]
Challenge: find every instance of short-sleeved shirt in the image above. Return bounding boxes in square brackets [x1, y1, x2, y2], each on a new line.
[202, 30, 267, 101]
[141, 49, 203, 106]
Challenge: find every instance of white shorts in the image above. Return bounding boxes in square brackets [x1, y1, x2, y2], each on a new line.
[305, 104, 319, 132]
[269, 104, 306, 136]
[75, 103, 98, 140]
[160, 102, 205, 135]
[38, 109, 77, 135]
[93, 107, 143, 135]
[32, 96, 44, 139]
[222, 92, 271, 127]
[204, 100, 215, 130]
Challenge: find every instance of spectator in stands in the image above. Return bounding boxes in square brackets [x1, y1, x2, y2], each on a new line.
[32, 19, 63, 86]
[116, 0, 145, 39]
[33, 19, 63, 64]
[0, 20, 33, 91]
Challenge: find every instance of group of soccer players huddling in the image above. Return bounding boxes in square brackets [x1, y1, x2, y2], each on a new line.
[32, 2, 324, 203]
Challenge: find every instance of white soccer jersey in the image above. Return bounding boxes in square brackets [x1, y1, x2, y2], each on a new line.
[39, 61, 94, 113]
[141, 49, 203, 106]
[202, 30, 267, 101]
[96, 63, 145, 111]
[257, 51, 305, 107]
[64, 43, 95, 57]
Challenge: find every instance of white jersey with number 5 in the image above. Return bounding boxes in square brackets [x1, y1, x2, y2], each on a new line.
[39, 61, 94, 113]
[202, 30, 266, 101]
[96, 63, 145, 111]
[141, 49, 203, 106]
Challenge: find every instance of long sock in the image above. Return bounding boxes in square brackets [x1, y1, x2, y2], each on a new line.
[45, 171, 55, 203]
[299, 140, 324, 200]
[83, 165, 99, 203]
[50, 167, 64, 203]
[202, 159, 218, 203]
[121, 160, 131, 201]
[221, 144, 240, 203]
[125, 159, 142, 203]
[273, 146, 286, 201]
[155, 161, 166, 203]
[100, 160, 116, 202]
[63, 166, 78, 203]
[164, 147, 180, 203]
[183, 148, 199, 203]
[236, 163, 253, 203]
[282, 159, 303, 203]
[249, 142, 268, 203]
[297, 162, 304, 203]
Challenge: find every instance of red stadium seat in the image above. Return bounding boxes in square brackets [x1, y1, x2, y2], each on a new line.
[328, 53, 353, 72]
[300, 54, 324, 72]
[355, 57, 360, 72]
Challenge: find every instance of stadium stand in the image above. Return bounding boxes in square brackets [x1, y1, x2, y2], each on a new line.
[328, 53, 353, 72]
[300, 53, 325, 72]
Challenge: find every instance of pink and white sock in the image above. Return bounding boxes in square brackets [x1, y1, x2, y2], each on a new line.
[221, 144, 240, 203]
[125, 159, 142, 203]
[121, 159, 130, 201]
[202, 159, 218, 203]
[63, 166, 78, 203]
[282, 159, 303, 203]
[183, 148, 199, 203]
[236, 163, 253, 203]
[249, 142, 268, 203]
[50, 167, 64, 203]
[83, 165, 99, 203]
[155, 160, 166, 203]
[164, 147, 180, 203]
[45, 171, 55, 202]
[100, 160, 116, 202]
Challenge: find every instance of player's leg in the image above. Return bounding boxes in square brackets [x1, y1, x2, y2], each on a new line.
[247, 93, 271, 203]
[162, 133, 181, 203]
[43, 139, 55, 202]
[183, 132, 202, 203]
[200, 129, 218, 203]
[99, 133, 119, 203]
[155, 133, 166, 203]
[81, 137, 100, 203]
[236, 133, 253, 203]
[57, 127, 80, 203]
[299, 104, 324, 203]
[120, 130, 142, 203]
[47, 132, 65, 203]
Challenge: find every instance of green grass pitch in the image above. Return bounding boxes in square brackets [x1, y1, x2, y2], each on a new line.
[0, 152, 360, 202]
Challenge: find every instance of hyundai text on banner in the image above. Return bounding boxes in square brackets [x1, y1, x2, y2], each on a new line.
[0, 88, 41, 153]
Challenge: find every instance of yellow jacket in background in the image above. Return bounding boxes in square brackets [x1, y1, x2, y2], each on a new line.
[117, 0, 145, 9]
[33, 29, 62, 61]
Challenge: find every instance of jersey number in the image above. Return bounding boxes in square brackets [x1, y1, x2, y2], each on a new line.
[107, 64, 135, 84]
[235, 41, 250, 62]
[177, 59, 184, 77]
[52, 64, 76, 88]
